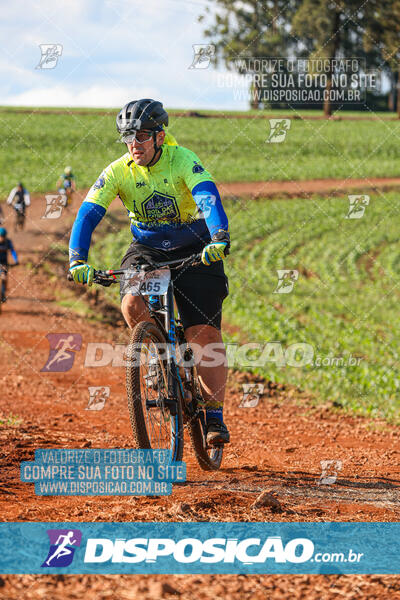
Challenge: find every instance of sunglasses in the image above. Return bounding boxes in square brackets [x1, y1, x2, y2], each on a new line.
[121, 131, 154, 144]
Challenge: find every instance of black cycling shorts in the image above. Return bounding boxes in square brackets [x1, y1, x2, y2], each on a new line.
[119, 241, 229, 330]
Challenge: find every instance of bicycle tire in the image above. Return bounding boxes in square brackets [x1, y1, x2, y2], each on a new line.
[187, 366, 223, 471]
[126, 321, 183, 462]
[0, 277, 6, 313]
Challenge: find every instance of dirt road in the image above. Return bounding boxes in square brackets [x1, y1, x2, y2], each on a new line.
[1, 190, 400, 598]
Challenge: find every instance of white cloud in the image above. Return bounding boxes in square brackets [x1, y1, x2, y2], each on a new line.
[0, 0, 249, 110]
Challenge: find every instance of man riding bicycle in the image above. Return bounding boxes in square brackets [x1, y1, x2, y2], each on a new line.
[57, 167, 76, 204]
[69, 99, 231, 445]
[7, 183, 30, 231]
[0, 227, 19, 303]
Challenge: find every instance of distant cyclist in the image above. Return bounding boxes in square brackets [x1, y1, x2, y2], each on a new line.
[0, 227, 18, 303]
[57, 166, 76, 206]
[69, 99, 231, 445]
[7, 183, 30, 231]
[0, 203, 4, 225]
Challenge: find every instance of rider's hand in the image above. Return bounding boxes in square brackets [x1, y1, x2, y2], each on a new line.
[69, 260, 95, 286]
[201, 231, 230, 266]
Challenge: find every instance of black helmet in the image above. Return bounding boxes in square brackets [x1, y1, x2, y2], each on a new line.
[116, 99, 168, 135]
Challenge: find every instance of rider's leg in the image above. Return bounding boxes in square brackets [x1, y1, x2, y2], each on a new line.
[0, 268, 7, 301]
[121, 294, 152, 329]
[184, 324, 227, 410]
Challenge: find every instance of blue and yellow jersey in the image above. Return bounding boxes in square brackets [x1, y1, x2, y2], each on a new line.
[69, 142, 229, 263]
[86, 145, 213, 227]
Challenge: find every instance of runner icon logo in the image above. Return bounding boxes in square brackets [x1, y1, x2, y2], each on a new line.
[239, 383, 264, 408]
[266, 119, 291, 143]
[318, 460, 343, 485]
[345, 195, 370, 219]
[86, 386, 110, 410]
[42, 194, 66, 219]
[274, 270, 299, 294]
[188, 44, 215, 69]
[41, 334, 82, 372]
[36, 44, 63, 69]
[41, 529, 82, 567]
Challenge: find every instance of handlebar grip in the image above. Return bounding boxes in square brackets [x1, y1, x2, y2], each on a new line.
[67, 272, 73, 282]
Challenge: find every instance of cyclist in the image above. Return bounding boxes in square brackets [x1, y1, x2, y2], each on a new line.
[0, 227, 19, 303]
[69, 99, 231, 445]
[57, 166, 76, 205]
[7, 183, 30, 231]
[0, 203, 4, 225]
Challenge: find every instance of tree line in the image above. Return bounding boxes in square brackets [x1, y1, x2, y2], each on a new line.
[199, 0, 400, 115]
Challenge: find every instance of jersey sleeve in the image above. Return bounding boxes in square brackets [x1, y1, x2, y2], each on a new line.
[84, 165, 120, 210]
[7, 188, 17, 204]
[192, 181, 229, 237]
[178, 147, 214, 192]
[69, 202, 106, 264]
[8, 239, 18, 263]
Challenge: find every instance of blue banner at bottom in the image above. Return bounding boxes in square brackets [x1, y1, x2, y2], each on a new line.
[0, 522, 399, 574]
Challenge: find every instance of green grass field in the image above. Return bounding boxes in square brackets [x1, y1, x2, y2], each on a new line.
[1, 107, 400, 197]
[87, 190, 400, 421]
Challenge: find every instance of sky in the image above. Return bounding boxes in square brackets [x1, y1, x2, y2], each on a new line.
[1, 0, 249, 110]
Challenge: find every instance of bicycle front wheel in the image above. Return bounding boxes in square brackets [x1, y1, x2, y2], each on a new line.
[126, 321, 183, 462]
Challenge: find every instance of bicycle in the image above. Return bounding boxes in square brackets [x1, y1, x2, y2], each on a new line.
[58, 185, 74, 208]
[13, 205, 25, 231]
[69, 253, 224, 471]
[0, 263, 17, 314]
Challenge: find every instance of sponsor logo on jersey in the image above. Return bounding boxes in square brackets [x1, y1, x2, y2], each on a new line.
[93, 174, 106, 190]
[192, 162, 205, 174]
[142, 192, 180, 222]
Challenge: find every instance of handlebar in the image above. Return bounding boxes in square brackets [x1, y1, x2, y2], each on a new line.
[67, 252, 203, 287]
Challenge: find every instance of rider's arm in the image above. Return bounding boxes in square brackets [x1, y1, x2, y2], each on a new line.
[179, 147, 229, 238]
[24, 191, 31, 206]
[8, 240, 18, 263]
[69, 167, 118, 264]
[7, 188, 17, 205]
[191, 181, 229, 238]
[69, 202, 106, 264]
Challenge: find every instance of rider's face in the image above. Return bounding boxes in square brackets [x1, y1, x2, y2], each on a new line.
[127, 130, 165, 166]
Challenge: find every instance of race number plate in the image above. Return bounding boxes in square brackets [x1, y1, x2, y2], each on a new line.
[121, 268, 171, 296]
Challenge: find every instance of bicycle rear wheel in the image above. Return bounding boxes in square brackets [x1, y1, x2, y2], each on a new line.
[187, 365, 223, 471]
[126, 321, 183, 462]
